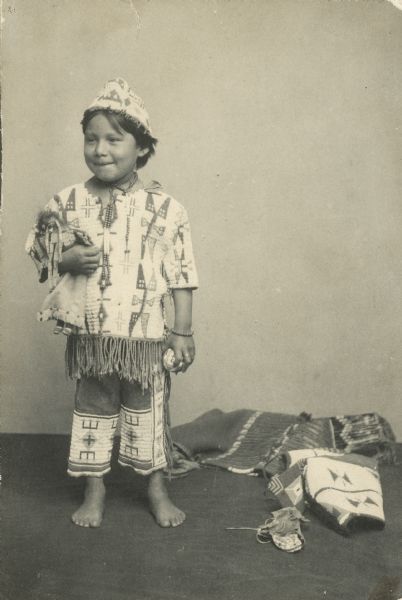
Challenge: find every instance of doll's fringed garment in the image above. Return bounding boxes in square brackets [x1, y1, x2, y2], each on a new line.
[25, 209, 93, 331]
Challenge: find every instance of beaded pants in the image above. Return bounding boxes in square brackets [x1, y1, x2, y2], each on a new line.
[67, 373, 170, 477]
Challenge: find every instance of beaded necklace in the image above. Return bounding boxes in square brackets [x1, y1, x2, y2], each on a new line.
[99, 171, 138, 293]
[109, 171, 139, 198]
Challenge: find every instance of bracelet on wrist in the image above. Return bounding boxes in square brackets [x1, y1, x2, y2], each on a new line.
[171, 329, 194, 337]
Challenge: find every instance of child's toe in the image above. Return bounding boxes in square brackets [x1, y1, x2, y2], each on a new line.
[89, 518, 102, 528]
[171, 511, 186, 527]
[160, 518, 171, 527]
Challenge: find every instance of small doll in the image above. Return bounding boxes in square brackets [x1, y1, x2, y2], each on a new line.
[33, 209, 93, 334]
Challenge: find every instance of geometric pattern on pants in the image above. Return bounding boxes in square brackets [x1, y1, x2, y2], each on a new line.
[67, 410, 119, 477]
[118, 372, 167, 474]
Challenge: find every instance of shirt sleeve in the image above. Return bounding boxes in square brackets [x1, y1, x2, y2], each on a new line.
[25, 195, 64, 284]
[162, 205, 199, 290]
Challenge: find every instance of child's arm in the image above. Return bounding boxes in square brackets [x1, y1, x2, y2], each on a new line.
[166, 289, 195, 372]
[58, 245, 100, 276]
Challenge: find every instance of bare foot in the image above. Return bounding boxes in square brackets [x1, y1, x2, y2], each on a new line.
[148, 470, 186, 528]
[72, 477, 105, 528]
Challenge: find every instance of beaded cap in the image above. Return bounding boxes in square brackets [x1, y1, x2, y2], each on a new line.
[85, 78, 153, 135]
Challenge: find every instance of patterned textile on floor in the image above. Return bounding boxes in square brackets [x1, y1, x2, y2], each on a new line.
[305, 453, 385, 534]
[170, 410, 396, 477]
[261, 417, 334, 476]
[329, 413, 396, 459]
[266, 461, 306, 512]
[198, 411, 300, 474]
[267, 450, 385, 535]
[267, 449, 347, 512]
[262, 412, 396, 476]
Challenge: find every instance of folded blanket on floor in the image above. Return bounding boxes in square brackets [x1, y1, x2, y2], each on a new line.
[170, 410, 396, 477]
[197, 411, 301, 474]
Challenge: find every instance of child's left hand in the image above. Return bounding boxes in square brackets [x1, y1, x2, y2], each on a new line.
[164, 333, 195, 373]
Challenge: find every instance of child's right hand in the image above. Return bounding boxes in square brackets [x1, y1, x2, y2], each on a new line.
[59, 245, 101, 276]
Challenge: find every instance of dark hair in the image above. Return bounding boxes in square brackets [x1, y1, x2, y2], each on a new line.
[81, 108, 158, 169]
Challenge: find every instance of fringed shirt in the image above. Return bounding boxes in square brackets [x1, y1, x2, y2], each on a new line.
[26, 179, 198, 387]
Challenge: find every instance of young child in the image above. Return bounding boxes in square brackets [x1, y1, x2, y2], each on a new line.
[26, 78, 198, 528]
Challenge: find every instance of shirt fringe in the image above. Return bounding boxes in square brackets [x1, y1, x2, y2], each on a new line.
[65, 334, 165, 390]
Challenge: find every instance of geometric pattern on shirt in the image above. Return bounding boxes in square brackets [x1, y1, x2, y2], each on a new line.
[67, 410, 119, 477]
[141, 313, 150, 337]
[141, 195, 170, 269]
[65, 188, 76, 212]
[136, 264, 146, 289]
[31, 182, 199, 340]
[129, 311, 142, 337]
[148, 271, 157, 291]
[121, 250, 138, 274]
[146, 192, 156, 214]
[80, 195, 100, 221]
[173, 222, 185, 245]
[174, 248, 190, 283]
[141, 216, 166, 241]
[141, 235, 147, 259]
[131, 295, 156, 308]
[147, 237, 156, 260]
[141, 235, 157, 260]
[158, 197, 170, 220]
[69, 217, 81, 229]
[116, 310, 125, 333]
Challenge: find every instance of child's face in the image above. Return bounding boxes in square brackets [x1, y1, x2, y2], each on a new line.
[84, 113, 148, 184]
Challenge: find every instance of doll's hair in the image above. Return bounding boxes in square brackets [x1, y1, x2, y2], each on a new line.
[36, 209, 65, 232]
[81, 108, 158, 169]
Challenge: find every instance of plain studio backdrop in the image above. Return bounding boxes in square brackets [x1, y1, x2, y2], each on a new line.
[1, 0, 402, 438]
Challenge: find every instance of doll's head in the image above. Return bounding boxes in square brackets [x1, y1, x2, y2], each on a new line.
[36, 209, 65, 233]
[81, 79, 158, 184]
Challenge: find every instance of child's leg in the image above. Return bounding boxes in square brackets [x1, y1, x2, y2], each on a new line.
[119, 374, 185, 527]
[148, 469, 185, 528]
[68, 375, 121, 527]
[72, 476, 106, 528]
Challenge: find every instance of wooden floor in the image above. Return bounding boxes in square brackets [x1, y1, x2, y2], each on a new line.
[1, 435, 401, 600]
